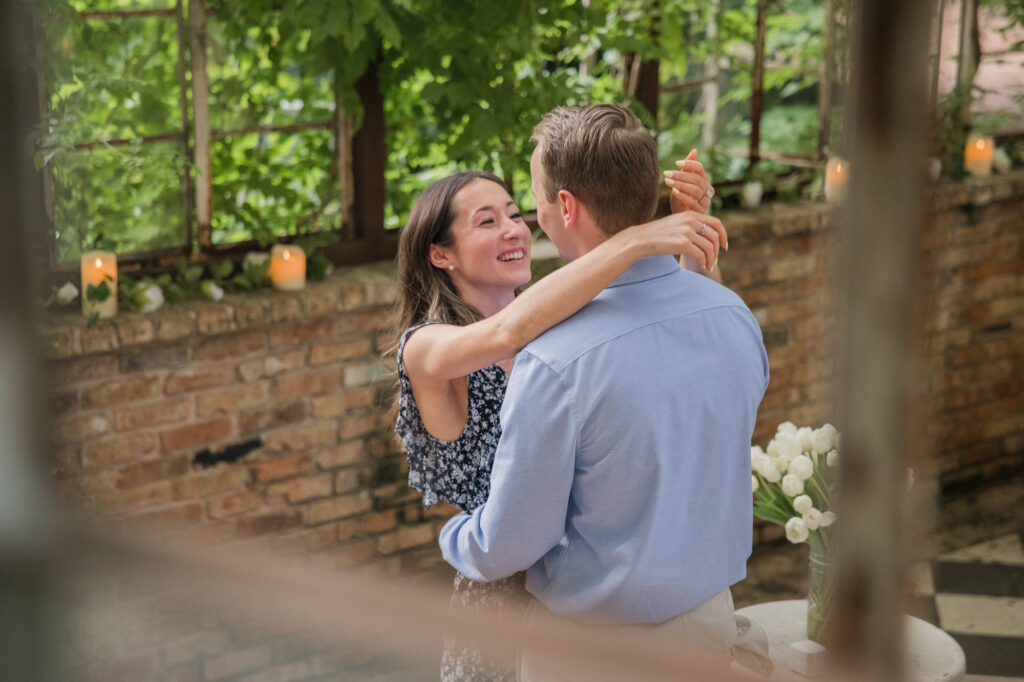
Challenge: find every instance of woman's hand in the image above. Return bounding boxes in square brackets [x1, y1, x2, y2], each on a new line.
[625, 210, 727, 272]
[664, 149, 715, 215]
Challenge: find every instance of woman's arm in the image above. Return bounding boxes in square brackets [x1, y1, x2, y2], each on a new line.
[404, 211, 727, 383]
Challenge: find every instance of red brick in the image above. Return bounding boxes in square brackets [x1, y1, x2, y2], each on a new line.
[309, 338, 372, 365]
[81, 375, 160, 408]
[268, 318, 336, 348]
[261, 422, 337, 453]
[164, 366, 236, 395]
[80, 324, 119, 354]
[238, 401, 309, 436]
[192, 332, 267, 362]
[196, 383, 270, 417]
[334, 309, 392, 336]
[334, 467, 365, 494]
[359, 510, 397, 534]
[154, 310, 195, 342]
[270, 295, 304, 323]
[330, 538, 375, 567]
[339, 412, 385, 440]
[50, 355, 119, 385]
[194, 304, 235, 335]
[307, 492, 372, 524]
[95, 481, 174, 514]
[237, 661, 311, 682]
[55, 413, 111, 443]
[249, 453, 314, 483]
[274, 368, 341, 402]
[302, 287, 341, 317]
[342, 361, 389, 387]
[115, 454, 191, 489]
[208, 491, 261, 519]
[237, 350, 308, 382]
[114, 314, 155, 346]
[115, 398, 191, 432]
[316, 441, 366, 468]
[173, 466, 249, 499]
[283, 473, 333, 503]
[160, 417, 232, 451]
[310, 387, 373, 418]
[236, 510, 302, 537]
[42, 325, 79, 358]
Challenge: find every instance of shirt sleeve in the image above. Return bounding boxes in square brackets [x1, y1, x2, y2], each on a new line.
[439, 349, 577, 582]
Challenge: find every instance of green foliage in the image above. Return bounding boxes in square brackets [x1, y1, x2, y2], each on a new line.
[37, 0, 874, 265]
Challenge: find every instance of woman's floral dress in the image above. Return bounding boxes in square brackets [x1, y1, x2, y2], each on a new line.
[395, 322, 528, 682]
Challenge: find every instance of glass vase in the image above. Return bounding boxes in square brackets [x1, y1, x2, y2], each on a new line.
[806, 543, 835, 645]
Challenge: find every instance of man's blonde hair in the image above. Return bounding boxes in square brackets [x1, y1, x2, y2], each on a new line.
[531, 103, 660, 234]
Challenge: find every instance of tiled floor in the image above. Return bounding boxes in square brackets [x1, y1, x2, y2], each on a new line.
[912, 533, 1024, 680]
[735, 469, 1024, 680]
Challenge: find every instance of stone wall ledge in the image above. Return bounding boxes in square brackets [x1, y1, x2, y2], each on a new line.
[42, 262, 399, 361]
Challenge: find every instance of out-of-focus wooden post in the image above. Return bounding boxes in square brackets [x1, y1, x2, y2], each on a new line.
[818, 0, 835, 158]
[929, 0, 946, 112]
[749, 0, 767, 170]
[189, 0, 212, 250]
[832, 0, 933, 679]
[0, 2, 63, 679]
[701, 0, 722, 152]
[956, 0, 979, 127]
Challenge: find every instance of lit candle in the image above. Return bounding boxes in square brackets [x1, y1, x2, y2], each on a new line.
[824, 157, 849, 204]
[269, 244, 306, 291]
[741, 181, 763, 210]
[964, 135, 994, 176]
[80, 250, 118, 319]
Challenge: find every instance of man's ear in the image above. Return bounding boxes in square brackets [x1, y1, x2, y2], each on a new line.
[558, 189, 579, 229]
[429, 244, 452, 270]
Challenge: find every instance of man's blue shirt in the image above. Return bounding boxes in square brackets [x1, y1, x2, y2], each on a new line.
[439, 255, 769, 624]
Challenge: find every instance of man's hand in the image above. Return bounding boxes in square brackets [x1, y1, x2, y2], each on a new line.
[664, 149, 715, 215]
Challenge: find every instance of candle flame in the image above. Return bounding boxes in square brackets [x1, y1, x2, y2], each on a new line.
[283, 249, 291, 261]
[835, 162, 844, 174]
[975, 139, 986, 150]
[94, 258, 103, 268]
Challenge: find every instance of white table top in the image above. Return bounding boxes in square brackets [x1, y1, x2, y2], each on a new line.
[735, 600, 966, 681]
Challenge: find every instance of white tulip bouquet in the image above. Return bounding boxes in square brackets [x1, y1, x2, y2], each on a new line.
[751, 421, 839, 642]
[751, 421, 839, 549]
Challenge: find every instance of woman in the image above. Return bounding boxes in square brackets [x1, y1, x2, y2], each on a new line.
[391, 161, 723, 681]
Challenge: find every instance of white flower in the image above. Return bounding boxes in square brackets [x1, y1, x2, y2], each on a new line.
[797, 426, 814, 453]
[777, 421, 798, 437]
[781, 473, 804, 497]
[803, 508, 823, 531]
[834, 432, 841, 451]
[135, 284, 164, 313]
[752, 475, 759, 493]
[993, 148, 1011, 173]
[793, 494, 813, 515]
[820, 511, 837, 527]
[761, 460, 782, 483]
[785, 517, 809, 544]
[770, 434, 802, 464]
[750, 445, 766, 468]
[56, 281, 79, 305]
[826, 449, 839, 467]
[243, 252, 269, 268]
[201, 280, 224, 301]
[789, 454, 815, 481]
[811, 424, 838, 455]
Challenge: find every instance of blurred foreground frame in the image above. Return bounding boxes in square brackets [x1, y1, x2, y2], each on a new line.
[2, 0, 942, 680]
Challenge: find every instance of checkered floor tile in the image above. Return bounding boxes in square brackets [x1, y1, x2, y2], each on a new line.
[910, 534, 1024, 679]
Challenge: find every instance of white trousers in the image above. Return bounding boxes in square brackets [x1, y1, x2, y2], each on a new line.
[517, 589, 772, 682]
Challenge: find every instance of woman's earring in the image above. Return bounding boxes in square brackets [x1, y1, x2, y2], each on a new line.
[448, 265, 454, 271]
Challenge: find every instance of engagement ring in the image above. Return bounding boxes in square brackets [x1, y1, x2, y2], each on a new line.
[705, 188, 714, 199]
[699, 223, 708, 237]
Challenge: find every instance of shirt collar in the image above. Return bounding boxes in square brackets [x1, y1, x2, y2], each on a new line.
[607, 255, 680, 288]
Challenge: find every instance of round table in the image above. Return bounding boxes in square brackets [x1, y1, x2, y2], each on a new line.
[735, 600, 965, 681]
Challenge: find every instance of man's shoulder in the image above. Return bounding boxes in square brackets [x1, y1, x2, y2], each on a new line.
[521, 267, 755, 371]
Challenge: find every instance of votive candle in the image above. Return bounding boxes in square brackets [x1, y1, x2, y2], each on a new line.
[824, 157, 849, 204]
[269, 244, 306, 291]
[80, 250, 118, 319]
[964, 135, 994, 176]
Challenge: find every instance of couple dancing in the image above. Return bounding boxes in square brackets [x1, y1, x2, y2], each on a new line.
[392, 104, 770, 680]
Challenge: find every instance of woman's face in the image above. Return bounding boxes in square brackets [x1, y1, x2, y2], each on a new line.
[439, 178, 532, 300]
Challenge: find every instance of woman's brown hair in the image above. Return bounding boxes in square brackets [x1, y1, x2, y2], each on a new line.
[386, 170, 507, 362]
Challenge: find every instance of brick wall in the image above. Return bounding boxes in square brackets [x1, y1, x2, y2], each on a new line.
[45, 173, 1023, 561]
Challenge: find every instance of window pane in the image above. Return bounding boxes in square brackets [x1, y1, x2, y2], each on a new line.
[210, 130, 338, 245]
[205, 17, 335, 131]
[52, 142, 186, 263]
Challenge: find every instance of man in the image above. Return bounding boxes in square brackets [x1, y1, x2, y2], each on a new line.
[438, 103, 770, 678]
